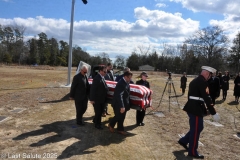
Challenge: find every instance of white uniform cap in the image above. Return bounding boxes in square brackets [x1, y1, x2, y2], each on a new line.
[201, 66, 216, 73]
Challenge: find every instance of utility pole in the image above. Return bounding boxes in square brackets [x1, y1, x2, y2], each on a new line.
[66, 0, 75, 86]
[66, 0, 88, 86]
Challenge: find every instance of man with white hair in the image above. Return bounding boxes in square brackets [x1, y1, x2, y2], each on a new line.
[69, 65, 90, 126]
[178, 66, 220, 159]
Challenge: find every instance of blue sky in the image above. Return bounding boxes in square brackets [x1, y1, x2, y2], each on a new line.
[1, 0, 240, 61]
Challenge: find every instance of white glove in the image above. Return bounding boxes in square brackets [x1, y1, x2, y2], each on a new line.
[212, 113, 220, 122]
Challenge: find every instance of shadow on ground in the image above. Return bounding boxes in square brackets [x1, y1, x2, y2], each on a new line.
[227, 101, 239, 105]
[172, 150, 193, 160]
[39, 93, 70, 103]
[215, 99, 224, 104]
[12, 117, 137, 159]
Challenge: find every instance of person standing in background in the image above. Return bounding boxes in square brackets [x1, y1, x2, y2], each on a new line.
[136, 71, 150, 126]
[222, 71, 230, 101]
[207, 72, 220, 105]
[234, 72, 240, 103]
[180, 72, 187, 95]
[69, 65, 90, 126]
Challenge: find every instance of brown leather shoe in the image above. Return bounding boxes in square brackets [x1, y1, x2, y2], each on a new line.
[117, 131, 127, 135]
[108, 124, 115, 133]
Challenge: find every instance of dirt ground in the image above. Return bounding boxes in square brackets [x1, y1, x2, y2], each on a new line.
[0, 65, 240, 160]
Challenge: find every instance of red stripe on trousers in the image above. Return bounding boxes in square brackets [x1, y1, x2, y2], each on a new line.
[192, 116, 198, 156]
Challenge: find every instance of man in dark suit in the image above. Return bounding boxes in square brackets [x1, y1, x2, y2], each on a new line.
[102, 63, 114, 116]
[207, 72, 220, 104]
[69, 65, 90, 126]
[90, 66, 108, 130]
[108, 71, 133, 135]
[105, 63, 114, 81]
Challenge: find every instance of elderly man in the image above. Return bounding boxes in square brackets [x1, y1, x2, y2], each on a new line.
[178, 66, 220, 159]
[69, 65, 90, 126]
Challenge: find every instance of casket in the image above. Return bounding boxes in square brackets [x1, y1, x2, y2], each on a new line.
[88, 79, 152, 110]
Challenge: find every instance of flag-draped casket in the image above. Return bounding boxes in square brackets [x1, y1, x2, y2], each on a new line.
[88, 79, 152, 110]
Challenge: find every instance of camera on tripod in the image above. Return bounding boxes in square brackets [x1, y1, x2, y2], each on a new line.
[168, 72, 172, 80]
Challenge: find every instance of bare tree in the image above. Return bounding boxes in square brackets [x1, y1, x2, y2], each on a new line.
[184, 25, 229, 68]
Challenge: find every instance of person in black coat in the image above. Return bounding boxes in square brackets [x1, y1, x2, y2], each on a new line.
[102, 63, 114, 116]
[69, 65, 90, 126]
[180, 72, 187, 95]
[207, 72, 220, 105]
[136, 71, 150, 126]
[222, 71, 230, 100]
[234, 72, 240, 102]
[90, 66, 109, 129]
[178, 66, 220, 159]
[108, 71, 133, 135]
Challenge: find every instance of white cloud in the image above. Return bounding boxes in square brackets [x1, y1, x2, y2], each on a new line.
[156, 3, 168, 8]
[170, 0, 240, 15]
[0, 7, 199, 58]
[209, 14, 240, 41]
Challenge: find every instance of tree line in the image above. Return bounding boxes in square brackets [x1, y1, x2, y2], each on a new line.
[0, 24, 240, 74]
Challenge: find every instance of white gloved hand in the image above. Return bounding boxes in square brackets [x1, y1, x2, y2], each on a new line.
[212, 113, 220, 122]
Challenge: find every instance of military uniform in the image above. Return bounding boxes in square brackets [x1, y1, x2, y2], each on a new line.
[179, 73, 217, 158]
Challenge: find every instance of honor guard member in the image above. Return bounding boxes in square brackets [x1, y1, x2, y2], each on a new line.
[178, 66, 220, 159]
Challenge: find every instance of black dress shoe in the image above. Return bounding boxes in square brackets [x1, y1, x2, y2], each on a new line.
[178, 140, 188, 151]
[141, 122, 145, 126]
[136, 123, 141, 126]
[187, 154, 204, 159]
[77, 122, 85, 126]
[95, 126, 103, 130]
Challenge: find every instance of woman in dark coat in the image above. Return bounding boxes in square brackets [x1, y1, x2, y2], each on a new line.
[222, 71, 230, 101]
[180, 72, 187, 95]
[234, 72, 240, 102]
[136, 71, 150, 126]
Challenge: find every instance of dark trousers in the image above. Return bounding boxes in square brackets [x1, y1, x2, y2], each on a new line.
[74, 98, 88, 123]
[210, 94, 216, 104]
[179, 113, 204, 156]
[136, 109, 145, 124]
[181, 87, 186, 94]
[93, 102, 105, 127]
[222, 89, 227, 99]
[103, 103, 108, 114]
[109, 107, 127, 131]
